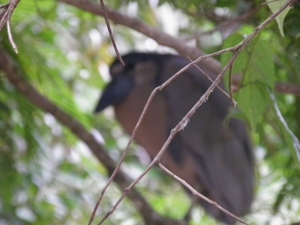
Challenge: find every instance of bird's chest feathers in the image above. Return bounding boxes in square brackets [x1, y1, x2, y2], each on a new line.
[114, 85, 168, 156]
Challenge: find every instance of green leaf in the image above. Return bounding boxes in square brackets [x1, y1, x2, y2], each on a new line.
[267, 0, 291, 36]
[222, 34, 275, 129]
[237, 84, 270, 130]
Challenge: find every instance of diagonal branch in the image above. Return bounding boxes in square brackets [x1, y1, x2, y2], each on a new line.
[99, 0, 124, 66]
[0, 0, 20, 53]
[57, 0, 221, 74]
[0, 0, 20, 30]
[57, 0, 300, 97]
[159, 163, 247, 224]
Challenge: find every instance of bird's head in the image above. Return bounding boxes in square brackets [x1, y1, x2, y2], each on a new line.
[94, 52, 169, 113]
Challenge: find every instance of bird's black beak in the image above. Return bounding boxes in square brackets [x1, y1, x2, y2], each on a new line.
[94, 75, 134, 113]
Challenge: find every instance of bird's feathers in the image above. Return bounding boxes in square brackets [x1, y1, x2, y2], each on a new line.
[159, 56, 253, 223]
[95, 52, 254, 224]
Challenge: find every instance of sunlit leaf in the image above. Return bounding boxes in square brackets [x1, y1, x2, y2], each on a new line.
[267, 0, 291, 36]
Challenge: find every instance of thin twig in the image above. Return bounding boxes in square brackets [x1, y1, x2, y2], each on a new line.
[0, 3, 9, 9]
[97, 155, 159, 224]
[228, 63, 234, 106]
[99, 0, 124, 66]
[0, 0, 20, 30]
[184, 7, 260, 42]
[274, 81, 300, 96]
[159, 163, 248, 225]
[188, 57, 237, 106]
[57, 0, 300, 99]
[269, 90, 300, 162]
[0, 0, 20, 53]
[7, 20, 18, 53]
[58, 0, 222, 74]
[87, 7, 124, 224]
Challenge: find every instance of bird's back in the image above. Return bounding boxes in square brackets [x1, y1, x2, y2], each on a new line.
[160, 55, 254, 224]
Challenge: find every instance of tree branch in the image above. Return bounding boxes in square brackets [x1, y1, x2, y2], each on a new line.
[57, 0, 221, 74]
[275, 81, 300, 97]
[0, 0, 20, 53]
[57, 0, 300, 97]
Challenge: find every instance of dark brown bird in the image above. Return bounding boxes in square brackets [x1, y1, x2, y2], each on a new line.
[95, 52, 254, 224]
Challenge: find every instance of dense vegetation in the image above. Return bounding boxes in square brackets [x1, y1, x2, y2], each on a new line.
[1, 0, 299, 224]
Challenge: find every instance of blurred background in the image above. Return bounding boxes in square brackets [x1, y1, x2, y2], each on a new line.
[1, 0, 300, 224]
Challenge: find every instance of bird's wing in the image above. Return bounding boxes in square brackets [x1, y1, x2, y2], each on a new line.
[160, 55, 253, 222]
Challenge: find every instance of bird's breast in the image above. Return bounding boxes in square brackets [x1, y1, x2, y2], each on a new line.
[114, 86, 198, 185]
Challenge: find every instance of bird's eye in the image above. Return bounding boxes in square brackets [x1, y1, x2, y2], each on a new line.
[124, 62, 135, 72]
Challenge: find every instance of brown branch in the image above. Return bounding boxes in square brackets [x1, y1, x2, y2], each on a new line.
[184, 6, 260, 41]
[158, 163, 248, 225]
[0, 0, 20, 30]
[7, 20, 17, 53]
[0, 0, 20, 53]
[0, 47, 185, 225]
[57, 0, 300, 97]
[274, 81, 300, 97]
[57, 0, 221, 74]
[228, 62, 235, 106]
[87, 2, 125, 222]
[99, 0, 124, 66]
[232, 75, 300, 97]
[188, 57, 237, 106]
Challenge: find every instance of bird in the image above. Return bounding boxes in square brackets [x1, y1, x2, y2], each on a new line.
[94, 52, 254, 224]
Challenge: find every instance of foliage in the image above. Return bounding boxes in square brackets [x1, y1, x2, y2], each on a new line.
[0, 0, 300, 225]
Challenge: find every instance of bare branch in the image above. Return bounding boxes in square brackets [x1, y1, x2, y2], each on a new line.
[228, 63, 235, 106]
[0, 0, 20, 30]
[274, 81, 300, 97]
[58, 0, 300, 96]
[270, 91, 300, 162]
[7, 20, 18, 53]
[99, 0, 124, 66]
[184, 6, 260, 41]
[0, 0, 20, 52]
[232, 75, 300, 97]
[159, 163, 248, 225]
[188, 57, 237, 106]
[57, 0, 222, 74]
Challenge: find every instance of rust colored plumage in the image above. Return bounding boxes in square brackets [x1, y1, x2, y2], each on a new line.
[95, 52, 254, 224]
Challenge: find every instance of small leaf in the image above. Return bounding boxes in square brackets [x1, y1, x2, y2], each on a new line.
[267, 0, 291, 36]
[237, 83, 270, 130]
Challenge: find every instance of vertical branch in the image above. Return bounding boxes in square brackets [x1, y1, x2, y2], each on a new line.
[99, 0, 124, 65]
